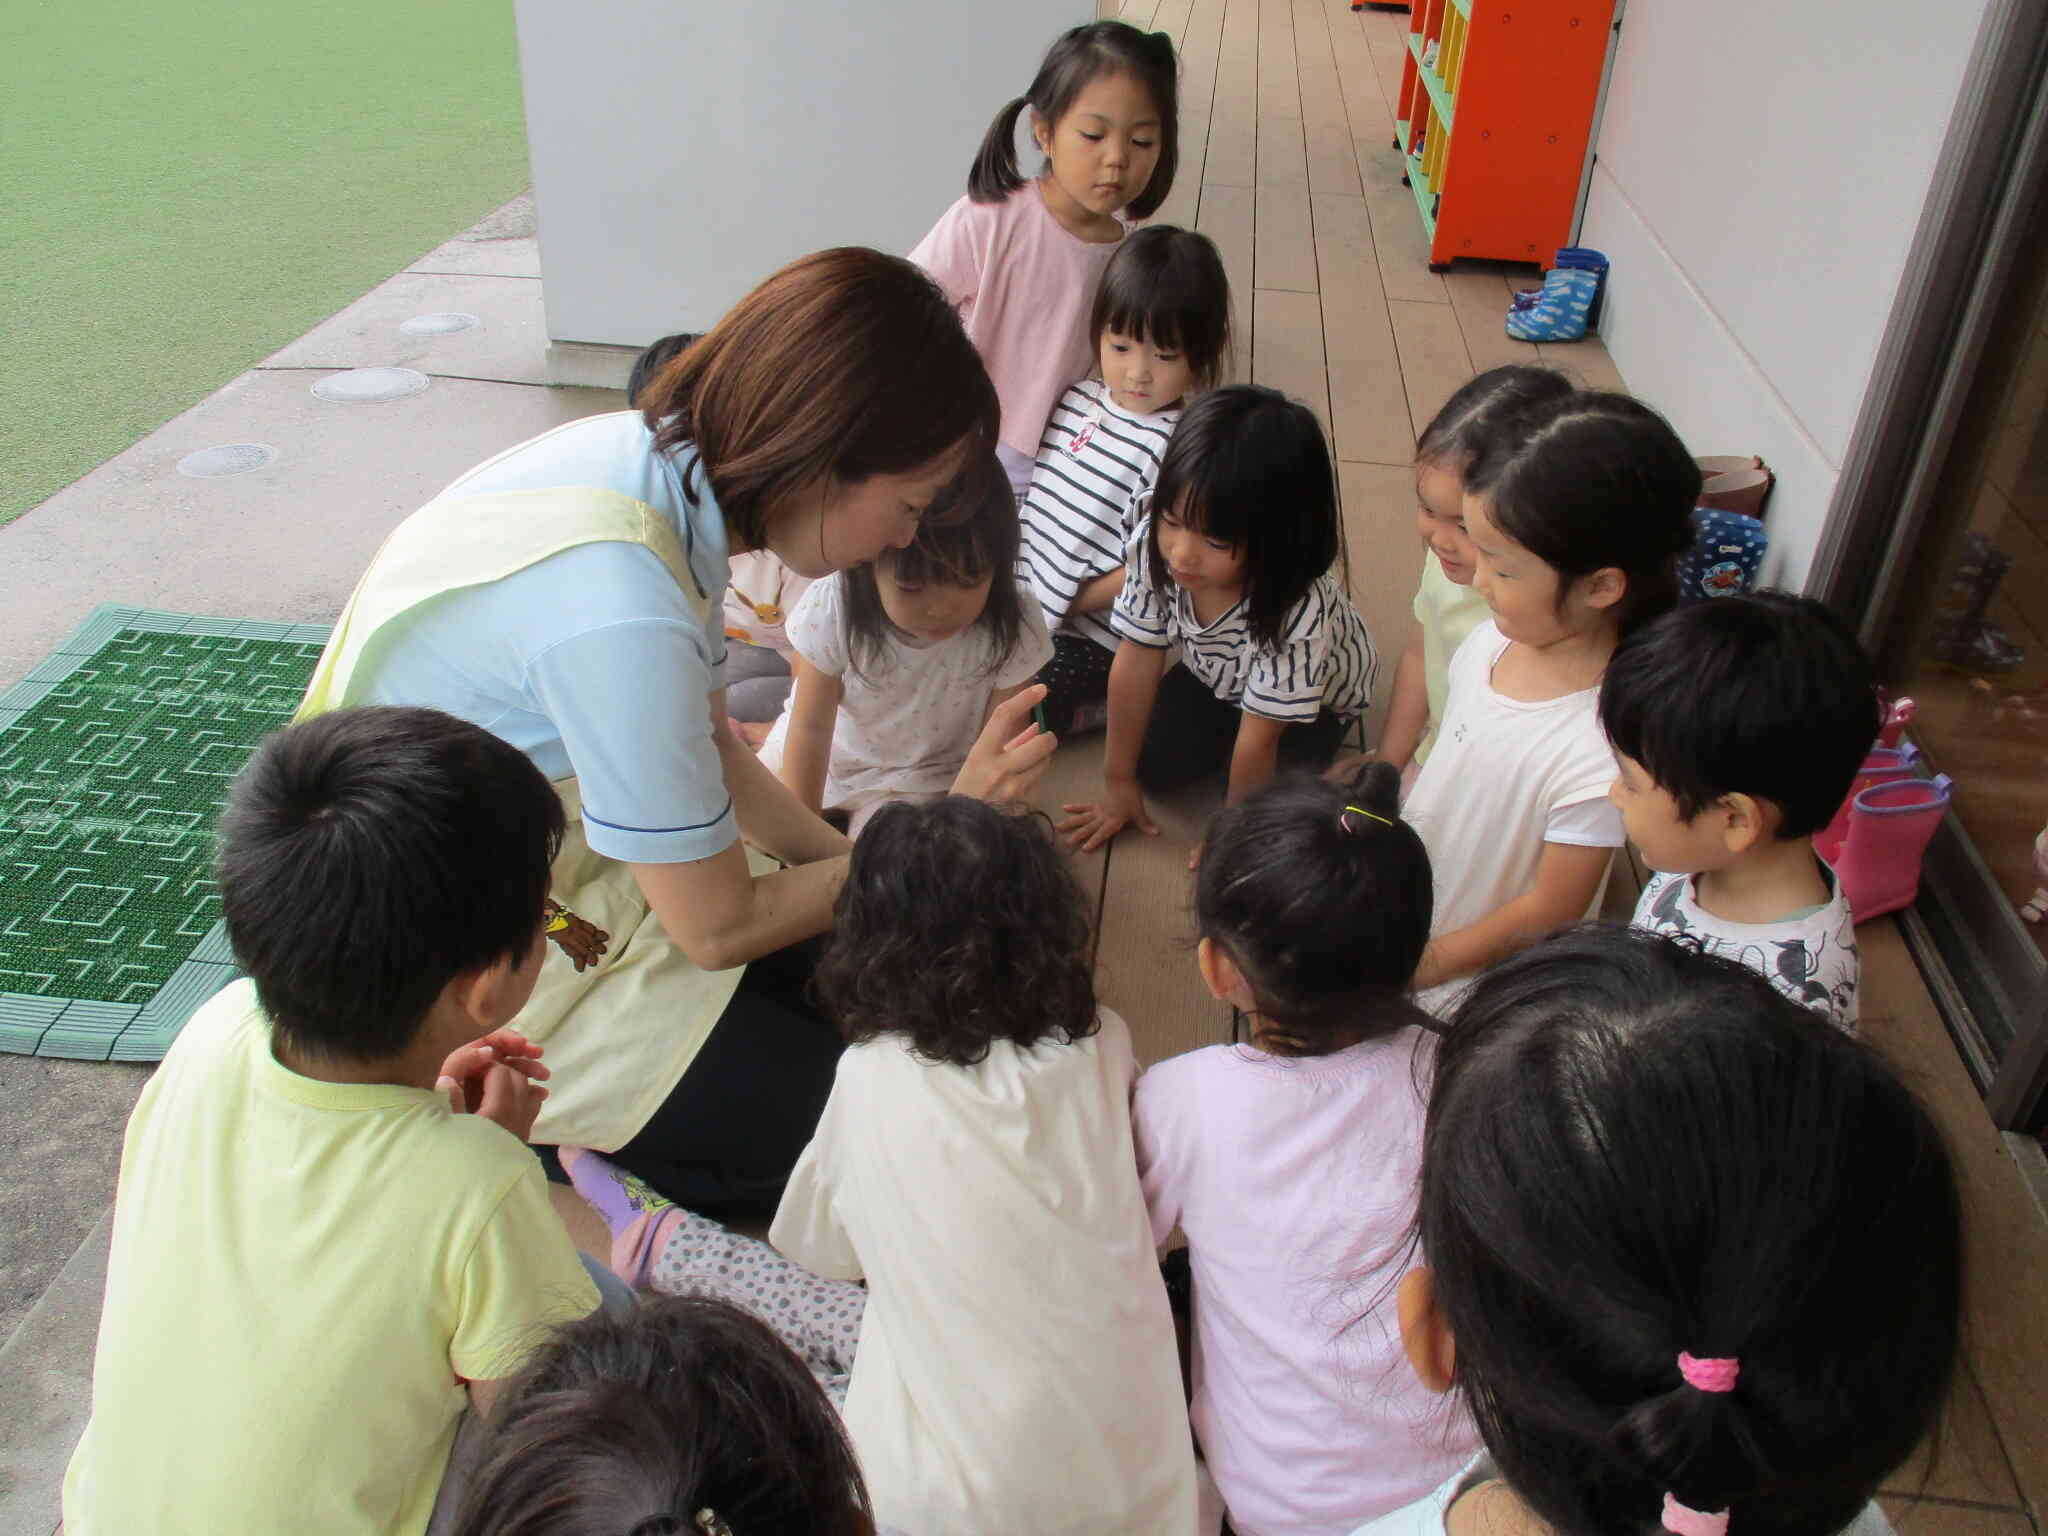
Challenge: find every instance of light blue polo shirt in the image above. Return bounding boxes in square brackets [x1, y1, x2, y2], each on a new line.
[355, 412, 737, 865]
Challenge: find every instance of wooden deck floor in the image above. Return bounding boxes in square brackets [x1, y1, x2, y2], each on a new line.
[1040, 0, 1633, 1063]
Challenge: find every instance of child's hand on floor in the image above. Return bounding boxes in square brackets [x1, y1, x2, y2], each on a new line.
[1059, 777, 1158, 851]
[437, 1030, 551, 1141]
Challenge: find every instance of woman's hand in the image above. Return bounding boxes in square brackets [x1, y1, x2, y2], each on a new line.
[951, 683, 1058, 803]
[1059, 775, 1158, 851]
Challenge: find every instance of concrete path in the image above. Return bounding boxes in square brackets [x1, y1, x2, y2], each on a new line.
[0, 193, 625, 1536]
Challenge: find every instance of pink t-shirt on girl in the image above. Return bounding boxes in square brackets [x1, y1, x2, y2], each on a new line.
[910, 183, 1124, 460]
[1134, 1031, 1479, 1536]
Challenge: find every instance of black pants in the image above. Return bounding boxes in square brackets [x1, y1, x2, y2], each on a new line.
[603, 936, 844, 1225]
[1138, 662, 1352, 790]
[1036, 632, 1115, 738]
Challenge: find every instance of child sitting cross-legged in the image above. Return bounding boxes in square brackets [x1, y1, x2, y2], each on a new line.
[1599, 592, 1880, 1029]
[559, 796, 1198, 1535]
[1135, 762, 1480, 1535]
[63, 707, 603, 1536]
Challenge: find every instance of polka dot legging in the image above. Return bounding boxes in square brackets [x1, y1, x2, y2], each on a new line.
[651, 1210, 865, 1408]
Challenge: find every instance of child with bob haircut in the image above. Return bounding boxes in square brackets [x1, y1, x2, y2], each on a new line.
[913, 20, 1180, 495]
[64, 707, 600, 1535]
[1358, 926, 1960, 1536]
[1064, 385, 1378, 850]
[1022, 224, 1233, 735]
[1375, 365, 1574, 772]
[1404, 390, 1697, 1011]
[1601, 592, 1880, 1030]
[448, 1295, 879, 1536]
[1135, 762, 1480, 1536]
[761, 470, 1052, 835]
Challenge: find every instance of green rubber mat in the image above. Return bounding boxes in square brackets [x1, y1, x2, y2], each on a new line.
[0, 606, 330, 1060]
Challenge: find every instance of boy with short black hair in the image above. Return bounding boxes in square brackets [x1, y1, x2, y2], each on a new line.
[1599, 592, 1880, 1029]
[65, 706, 599, 1535]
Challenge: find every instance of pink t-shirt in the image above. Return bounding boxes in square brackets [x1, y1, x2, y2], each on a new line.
[910, 183, 1124, 459]
[1134, 1032, 1479, 1536]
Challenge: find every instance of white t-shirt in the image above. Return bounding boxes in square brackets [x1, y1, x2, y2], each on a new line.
[1020, 379, 1179, 652]
[1348, 1457, 1898, 1535]
[1411, 554, 1490, 767]
[758, 571, 1053, 807]
[1404, 621, 1623, 1015]
[1633, 865, 1860, 1029]
[1112, 514, 1379, 724]
[1134, 1033, 1479, 1536]
[770, 1010, 1199, 1536]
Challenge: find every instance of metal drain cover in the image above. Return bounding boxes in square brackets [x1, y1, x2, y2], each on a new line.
[176, 443, 277, 478]
[311, 366, 430, 403]
[398, 312, 481, 336]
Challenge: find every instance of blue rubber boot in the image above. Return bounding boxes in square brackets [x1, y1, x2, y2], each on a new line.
[1513, 246, 1608, 316]
[1506, 266, 1599, 341]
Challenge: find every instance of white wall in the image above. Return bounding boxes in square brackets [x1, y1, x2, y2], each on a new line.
[1583, 0, 1990, 587]
[513, 0, 1091, 349]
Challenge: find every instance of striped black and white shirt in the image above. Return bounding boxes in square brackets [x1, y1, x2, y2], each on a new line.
[1018, 380, 1181, 653]
[1111, 514, 1379, 725]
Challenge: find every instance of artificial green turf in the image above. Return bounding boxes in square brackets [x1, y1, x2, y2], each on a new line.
[0, 0, 532, 525]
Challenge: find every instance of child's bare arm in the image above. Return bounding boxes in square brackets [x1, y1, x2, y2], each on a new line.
[776, 658, 842, 815]
[1226, 711, 1287, 804]
[1070, 565, 1127, 616]
[1410, 842, 1614, 992]
[1374, 619, 1429, 769]
[1060, 641, 1168, 850]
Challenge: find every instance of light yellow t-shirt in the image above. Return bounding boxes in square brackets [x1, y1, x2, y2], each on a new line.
[1412, 553, 1492, 767]
[63, 980, 597, 1536]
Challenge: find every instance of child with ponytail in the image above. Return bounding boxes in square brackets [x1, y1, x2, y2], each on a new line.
[1357, 925, 1960, 1536]
[1402, 390, 1698, 1012]
[912, 21, 1179, 498]
[1135, 763, 1478, 1535]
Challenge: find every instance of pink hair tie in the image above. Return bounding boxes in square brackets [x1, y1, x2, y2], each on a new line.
[1677, 1351, 1740, 1393]
[1663, 1492, 1730, 1535]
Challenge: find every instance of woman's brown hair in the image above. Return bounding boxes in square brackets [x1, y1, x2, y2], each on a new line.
[642, 247, 1000, 551]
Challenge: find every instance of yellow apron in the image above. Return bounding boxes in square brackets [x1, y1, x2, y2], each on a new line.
[296, 481, 764, 1150]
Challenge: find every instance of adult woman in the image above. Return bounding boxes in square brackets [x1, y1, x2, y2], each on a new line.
[294, 248, 1054, 1218]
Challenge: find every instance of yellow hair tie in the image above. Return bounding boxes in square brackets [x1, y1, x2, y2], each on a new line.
[1341, 804, 1393, 830]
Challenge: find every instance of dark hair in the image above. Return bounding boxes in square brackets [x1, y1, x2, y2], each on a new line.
[1413, 364, 1574, 473]
[1600, 593, 1881, 839]
[1423, 926, 1961, 1536]
[449, 1295, 876, 1536]
[1146, 385, 1339, 651]
[1197, 762, 1432, 1055]
[1089, 225, 1233, 391]
[626, 332, 700, 409]
[641, 248, 1000, 552]
[815, 798, 1098, 1067]
[1464, 390, 1699, 638]
[969, 21, 1179, 219]
[217, 707, 563, 1064]
[838, 467, 1027, 684]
